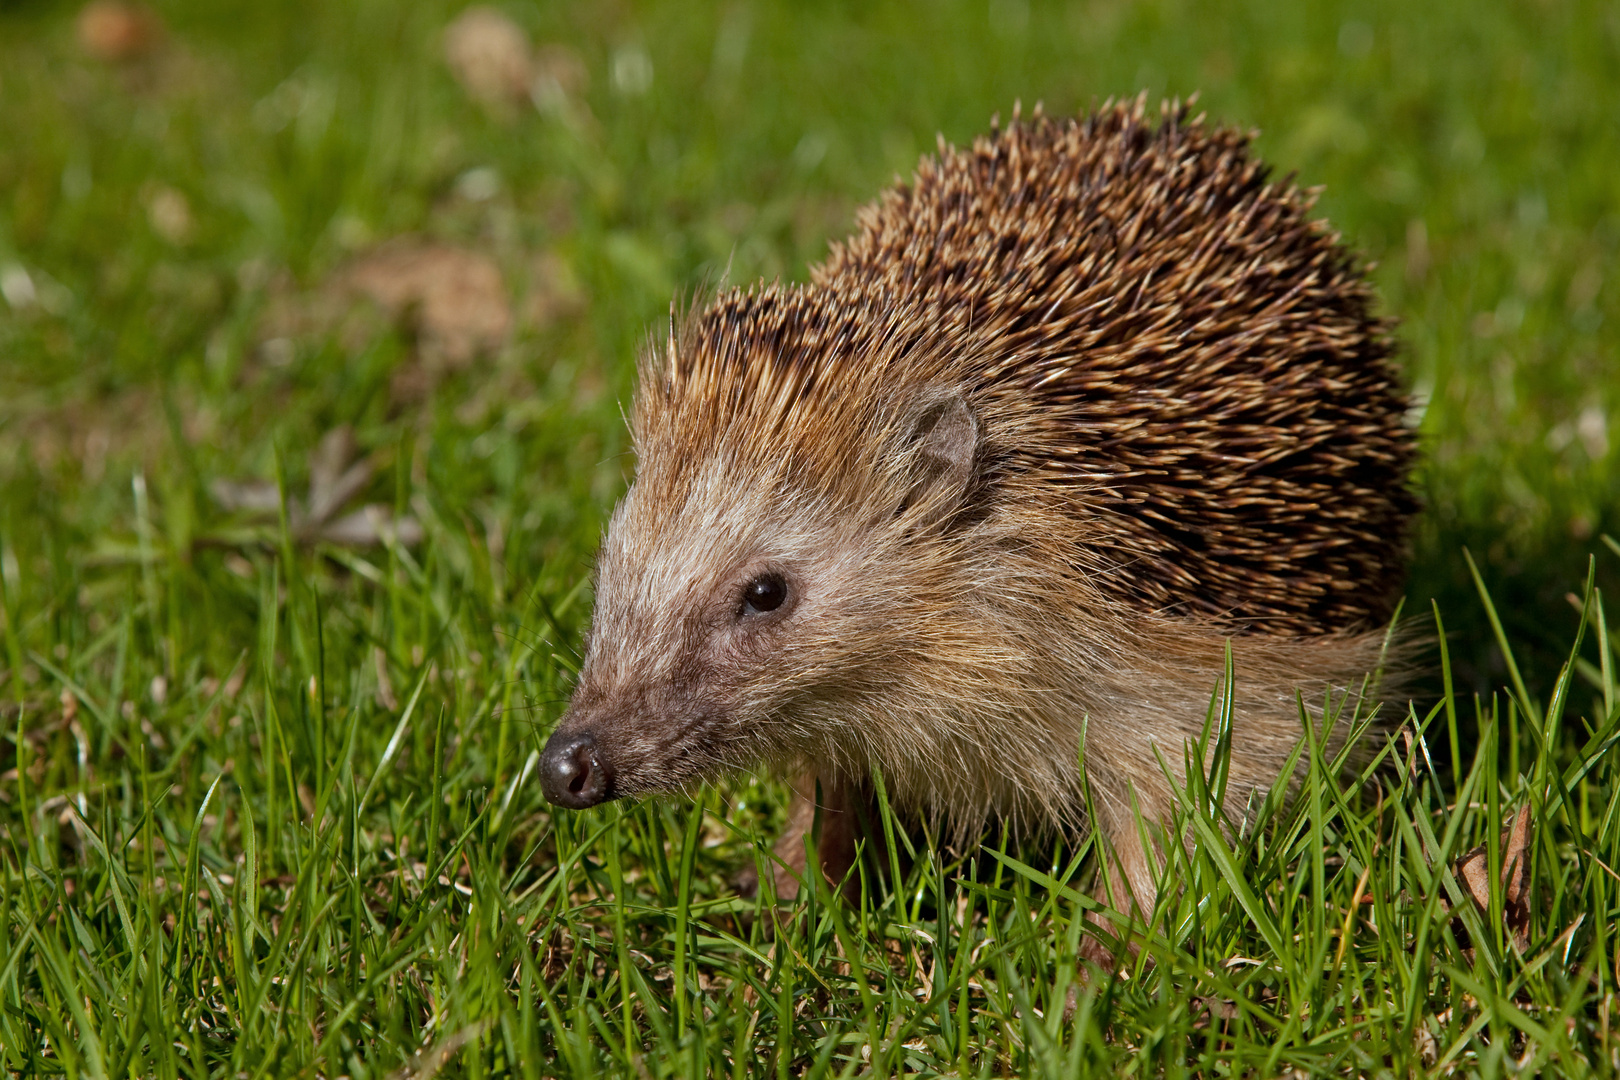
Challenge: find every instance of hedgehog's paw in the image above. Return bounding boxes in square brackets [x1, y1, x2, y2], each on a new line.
[734, 770, 867, 901]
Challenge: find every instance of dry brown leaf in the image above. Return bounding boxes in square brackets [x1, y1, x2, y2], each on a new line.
[320, 506, 422, 548]
[1452, 808, 1533, 951]
[339, 241, 511, 368]
[307, 426, 373, 523]
[443, 6, 533, 109]
[374, 647, 399, 712]
[77, 1, 163, 62]
[208, 425, 422, 548]
[253, 242, 512, 403]
[208, 478, 281, 515]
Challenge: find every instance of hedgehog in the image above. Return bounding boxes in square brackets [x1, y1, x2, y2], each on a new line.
[538, 97, 1416, 919]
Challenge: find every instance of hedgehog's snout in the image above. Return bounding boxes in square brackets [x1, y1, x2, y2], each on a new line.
[540, 730, 615, 809]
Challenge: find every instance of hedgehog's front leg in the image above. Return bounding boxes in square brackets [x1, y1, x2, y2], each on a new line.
[738, 770, 869, 900]
[1084, 776, 1165, 963]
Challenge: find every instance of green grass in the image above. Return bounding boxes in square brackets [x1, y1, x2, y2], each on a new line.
[1, 0, 1618, 1074]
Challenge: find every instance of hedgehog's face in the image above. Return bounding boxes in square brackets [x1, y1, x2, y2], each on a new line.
[538, 388, 981, 810]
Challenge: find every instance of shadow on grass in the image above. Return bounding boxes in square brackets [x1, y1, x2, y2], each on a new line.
[1409, 520, 1620, 698]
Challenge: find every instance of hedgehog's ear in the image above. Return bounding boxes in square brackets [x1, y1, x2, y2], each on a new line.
[898, 390, 979, 526]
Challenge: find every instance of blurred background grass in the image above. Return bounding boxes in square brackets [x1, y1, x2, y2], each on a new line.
[1, 0, 1618, 1074]
[1, 0, 1616, 696]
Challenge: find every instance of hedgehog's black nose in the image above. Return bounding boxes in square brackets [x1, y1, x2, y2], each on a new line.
[540, 731, 613, 809]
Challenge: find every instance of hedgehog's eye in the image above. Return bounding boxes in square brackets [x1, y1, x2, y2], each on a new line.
[741, 573, 788, 615]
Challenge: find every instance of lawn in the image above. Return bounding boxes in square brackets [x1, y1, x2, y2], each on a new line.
[1, 0, 1618, 1075]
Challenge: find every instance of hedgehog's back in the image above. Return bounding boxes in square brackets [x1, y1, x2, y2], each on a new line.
[658, 99, 1416, 636]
